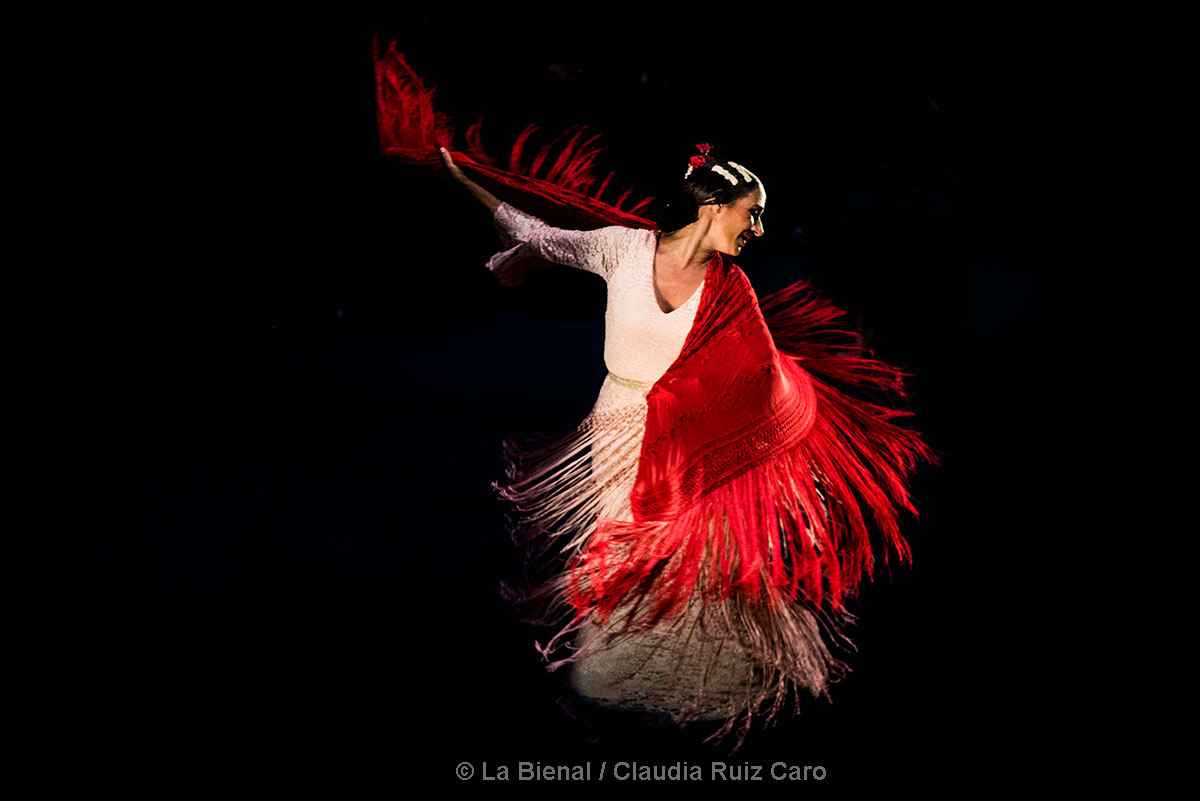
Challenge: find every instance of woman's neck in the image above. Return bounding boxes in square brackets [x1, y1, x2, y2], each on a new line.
[659, 218, 716, 273]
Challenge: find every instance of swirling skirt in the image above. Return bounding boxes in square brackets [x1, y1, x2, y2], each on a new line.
[495, 373, 849, 745]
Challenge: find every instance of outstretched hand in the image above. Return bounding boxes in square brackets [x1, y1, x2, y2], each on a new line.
[439, 147, 470, 185]
[438, 146, 503, 216]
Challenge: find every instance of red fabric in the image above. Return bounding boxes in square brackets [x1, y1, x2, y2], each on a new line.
[569, 261, 938, 627]
[373, 39, 656, 236]
[374, 39, 939, 634]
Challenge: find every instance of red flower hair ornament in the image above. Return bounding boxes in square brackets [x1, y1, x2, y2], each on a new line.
[684, 142, 714, 179]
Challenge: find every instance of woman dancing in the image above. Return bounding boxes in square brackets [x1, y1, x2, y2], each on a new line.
[374, 41, 937, 746]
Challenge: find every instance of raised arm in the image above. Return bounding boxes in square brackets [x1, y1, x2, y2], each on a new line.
[440, 147, 621, 281]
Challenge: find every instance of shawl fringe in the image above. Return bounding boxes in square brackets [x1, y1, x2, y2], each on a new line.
[493, 401, 860, 748]
[373, 39, 655, 237]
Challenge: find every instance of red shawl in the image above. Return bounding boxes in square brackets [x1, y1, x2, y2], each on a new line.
[572, 258, 937, 630]
[374, 38, 938, 639]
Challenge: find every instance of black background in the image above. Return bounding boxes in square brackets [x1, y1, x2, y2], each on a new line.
[14, 9, 1196, 797]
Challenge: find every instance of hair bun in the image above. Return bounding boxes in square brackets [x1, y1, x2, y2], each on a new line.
[656, 154, 758, 233]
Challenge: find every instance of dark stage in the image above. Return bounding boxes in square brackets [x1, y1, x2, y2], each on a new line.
[13, 12, 1195, 797]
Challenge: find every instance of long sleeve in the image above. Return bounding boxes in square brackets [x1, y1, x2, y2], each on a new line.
[490, 201, 624, 281]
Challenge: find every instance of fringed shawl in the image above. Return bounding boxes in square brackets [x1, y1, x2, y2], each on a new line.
[571, 256, 936, 629]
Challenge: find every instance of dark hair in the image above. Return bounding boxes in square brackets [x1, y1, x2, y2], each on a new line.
[655, 158, 762, 233]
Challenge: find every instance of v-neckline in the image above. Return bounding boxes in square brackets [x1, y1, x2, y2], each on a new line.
[651, 231, 708, 315]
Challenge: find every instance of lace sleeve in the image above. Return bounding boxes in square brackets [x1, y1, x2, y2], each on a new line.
[491, 202, 622, 281]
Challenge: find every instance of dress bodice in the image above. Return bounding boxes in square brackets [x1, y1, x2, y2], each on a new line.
[490, 202, 702, 388]
[602, 228, 703, 384]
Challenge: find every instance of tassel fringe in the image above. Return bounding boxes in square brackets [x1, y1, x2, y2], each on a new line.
[494, 280, 939, 749]
[494, 398, 860, 749]
[373, 39, 656, 221]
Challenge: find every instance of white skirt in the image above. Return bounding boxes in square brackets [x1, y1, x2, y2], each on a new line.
[495, 372, 847, 739]
[566, 373, 758, 719]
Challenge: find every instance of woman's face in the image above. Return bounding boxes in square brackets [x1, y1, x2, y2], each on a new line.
[709, 185, 766, 256]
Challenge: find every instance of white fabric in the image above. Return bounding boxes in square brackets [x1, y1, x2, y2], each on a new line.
[491, 203, 752, 716]
[492, 200, 701, 521]
[492, 201, 702, 389]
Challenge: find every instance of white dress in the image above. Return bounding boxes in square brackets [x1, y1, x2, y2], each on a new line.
[490, 202, 757, 720]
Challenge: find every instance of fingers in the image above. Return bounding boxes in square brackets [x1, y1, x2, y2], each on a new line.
[439, 147, 466, 183]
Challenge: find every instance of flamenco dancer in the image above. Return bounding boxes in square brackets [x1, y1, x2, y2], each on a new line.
[374, 41, 938, 746]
